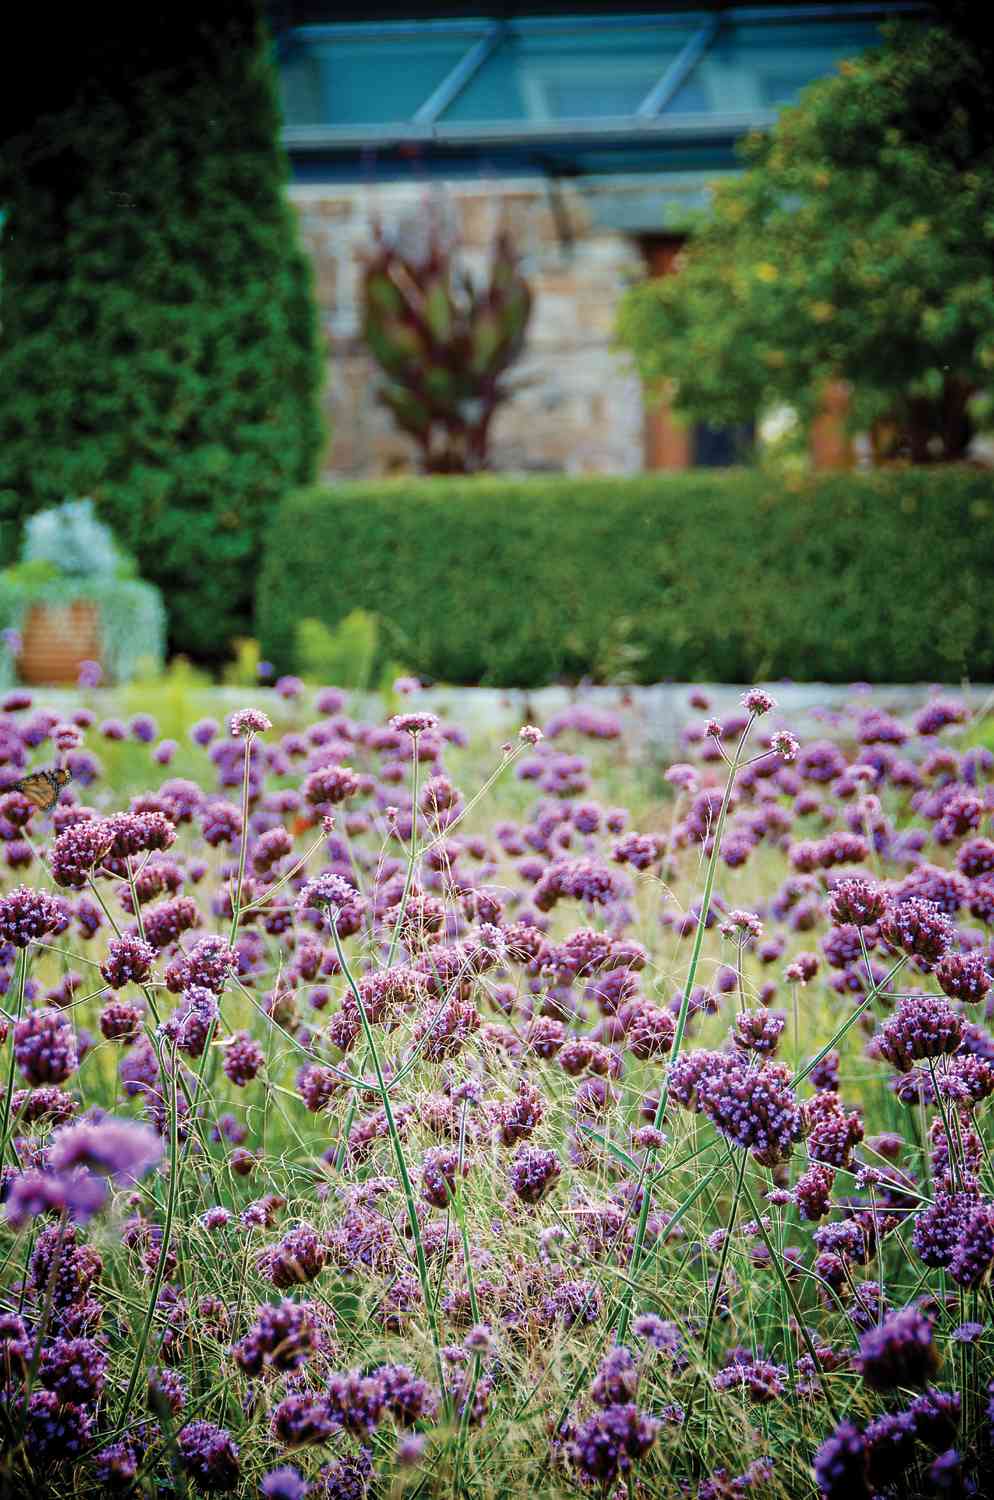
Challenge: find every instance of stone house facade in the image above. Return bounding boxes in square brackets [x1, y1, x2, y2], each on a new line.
[278, 4, 919, 480]
[291, 175, 655, 479]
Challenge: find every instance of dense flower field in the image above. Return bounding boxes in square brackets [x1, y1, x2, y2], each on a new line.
[1, 679, 994, 1498]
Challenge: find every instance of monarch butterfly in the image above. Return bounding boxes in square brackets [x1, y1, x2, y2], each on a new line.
[8, 766, 73, 812]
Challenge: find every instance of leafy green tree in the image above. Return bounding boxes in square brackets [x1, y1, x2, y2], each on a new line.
[0, 2, 324, 658]
[617, 21, 994, 462]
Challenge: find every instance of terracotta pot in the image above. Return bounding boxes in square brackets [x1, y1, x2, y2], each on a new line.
[19, 600, 103, 686]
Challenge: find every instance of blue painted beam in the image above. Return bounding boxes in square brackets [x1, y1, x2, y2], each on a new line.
[282, 109, 777, 152]
[412, 21, 506, 124]
[636, 16, 721, 120]
[287, 4, 928, 44]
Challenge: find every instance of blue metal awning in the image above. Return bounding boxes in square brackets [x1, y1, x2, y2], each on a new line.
[275, 4, 929, 180]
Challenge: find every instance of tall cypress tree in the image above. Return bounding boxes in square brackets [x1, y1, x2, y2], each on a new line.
[0, 2, 324, 659]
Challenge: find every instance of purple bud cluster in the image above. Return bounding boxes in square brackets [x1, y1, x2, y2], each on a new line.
[674, 1050, 802, 1166]
[232, 1299, 317, 1376]
[875, 996, 964, 1072]
[0, 885, 64, 946]
[14, 1007, 78, 1085]
[100, 933, 155, 988]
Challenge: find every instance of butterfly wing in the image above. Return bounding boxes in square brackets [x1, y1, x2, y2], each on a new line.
[11, 767, 72, 811]
[12, 772, 58, 811]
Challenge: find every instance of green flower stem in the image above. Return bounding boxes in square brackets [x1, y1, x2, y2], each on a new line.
[228, 732, 255, 947]
[85, 873, 125, 941]
[740, 1173, 839, 1420]
[419, 744, 524, 857]
[237, 830, 325, 916]
[126, 857, 149, 946]
[386, 950, 480, 1094]
[386, 731, 422, 969]
[615, 716, 753, 1343]
[926, 1057, 961, 1192]
[22, 1208, 70, 1407]
[120, 1038, 181, 1420]
[452, 1104, 482, 1492]
[229, 972, 364, 1089]
[790, 954, 906, 1088]
[0, 948, 30, 1172]
[698, 1146, 749, 1364]
[329, 921, 449, 1409]
[117, 862, 218, 1171]
[540, 1153, 725, 1453]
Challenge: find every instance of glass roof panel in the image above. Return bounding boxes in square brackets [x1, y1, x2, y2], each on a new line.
[689, 19, 887, 113]
[279, 31, 476, 127]
[440, 22, 701, 123]
[278, 11, 901, 135]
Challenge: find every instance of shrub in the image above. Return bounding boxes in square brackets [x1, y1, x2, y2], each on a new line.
[296, 611, 381, 692]
[360, 209, 532, 473]
[0, 1, 324, 661]
[0, 499, 165, 686]
[257, 469, 994, 686]
[615, 19, 994, 460]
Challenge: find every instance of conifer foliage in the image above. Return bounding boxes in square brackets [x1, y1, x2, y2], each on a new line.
[0, 2, 324, 658]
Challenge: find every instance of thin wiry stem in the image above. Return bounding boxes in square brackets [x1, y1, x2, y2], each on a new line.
[615, 715, 754, 1343]
[700, 1147, 749, 1360]
[237, 830, 325, 916]
[740, 1174, 840, 1420]
[228, 732, 255, 947]
[120, 1037, 181, 1419]
[452, 1100, 482, 1493]
[0, 948, 30, 1170]
[385, 731, 422, 969]
[791, 954, 906, 1088]
[328, 919, 450, 1413]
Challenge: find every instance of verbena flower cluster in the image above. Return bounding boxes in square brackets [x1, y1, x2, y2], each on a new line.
[1, 683, 994, 1496]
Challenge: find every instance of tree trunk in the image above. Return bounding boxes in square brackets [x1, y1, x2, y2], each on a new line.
[940, 374, 973, 460]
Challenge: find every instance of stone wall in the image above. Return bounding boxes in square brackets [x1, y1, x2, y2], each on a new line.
[289, 177, 652, 479]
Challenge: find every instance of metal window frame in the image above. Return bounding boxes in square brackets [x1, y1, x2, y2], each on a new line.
[288, 4, 926, 45]
[282, 109, 778, 152]
[636, 15, 721, 118]
[412, 20, 507, 124]
[279, 2, 929, 151]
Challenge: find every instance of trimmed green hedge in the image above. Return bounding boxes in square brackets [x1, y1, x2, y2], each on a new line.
[257, 470, 994, 685]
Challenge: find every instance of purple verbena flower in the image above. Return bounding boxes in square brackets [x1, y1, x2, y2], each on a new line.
[742, 688, 776, 717]
[38, 1336, 107, 1403]
[325, 1368, 387, 1436]
[0, 886, 64, 946]
[855, 1304, 939, 1391]
[14, 1008, 78, 1084]
[880, 898, 955, 969]
[232, 1299, 317, 1376]
[812, 1420, 869, 1499]
[20, 1388, 93, 1467]
[508, 1145, 561, 1205]
[569, 1403, 659, 1485]
[223, 1031, 265, 1086]
[100, 933, 155, 988]
[876, 996, 964, 1073]
[948, 1202, 994, 1289]
[48, 1118, 163, 1183]
[230, 708, 272, 738]
[177, 1420, 240, 1491]
[936, 951, 992, 1004]
[590, 1346, 640, 1407]
[261, 1468, 308, 1500]
[259, 1226, 328, 1288]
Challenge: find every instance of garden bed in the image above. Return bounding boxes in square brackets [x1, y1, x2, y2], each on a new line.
[1, 679, 993, 1496]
